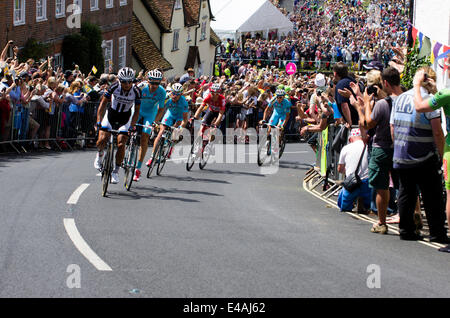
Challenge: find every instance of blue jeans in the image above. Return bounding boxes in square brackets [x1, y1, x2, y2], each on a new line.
[337, 179, 371, 212]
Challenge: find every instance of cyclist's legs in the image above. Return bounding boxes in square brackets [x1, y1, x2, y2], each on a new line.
[138, 113, 155, 164]
[116, 133, 129, 167]
[96, 130, 110, 151]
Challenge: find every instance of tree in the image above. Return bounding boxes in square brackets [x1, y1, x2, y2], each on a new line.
[18, 38, 49, 63]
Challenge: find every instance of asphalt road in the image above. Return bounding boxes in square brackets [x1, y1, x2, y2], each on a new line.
[1, 142, 450, 298]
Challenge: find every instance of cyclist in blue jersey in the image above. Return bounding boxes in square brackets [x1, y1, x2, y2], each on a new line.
[133, 69, 166, 181]
[147, 83, 189, 167]
[260, 88, 291, 129]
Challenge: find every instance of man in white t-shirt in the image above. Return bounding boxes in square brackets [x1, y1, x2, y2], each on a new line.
[337, 128, 371, 212]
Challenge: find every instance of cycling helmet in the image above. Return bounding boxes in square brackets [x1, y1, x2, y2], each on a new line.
[118, 67, 135, 82]
[147, 69, 163, 81]
[171, 83, 183, 95]
[210, 83, 221, 93]
[275, 88, 286, 97]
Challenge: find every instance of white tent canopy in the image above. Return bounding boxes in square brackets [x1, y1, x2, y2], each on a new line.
[210, 0, 294, 41]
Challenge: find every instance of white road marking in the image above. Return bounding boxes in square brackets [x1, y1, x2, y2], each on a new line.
[63, 218, 112, 271]
[67, 183, 90, 204]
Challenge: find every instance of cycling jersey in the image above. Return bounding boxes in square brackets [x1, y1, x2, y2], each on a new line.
[162, 95, 189, 126]
[203, 94, 226, 113]
[268, 97, 292, 117]
[137, 84, 166, 134]
[104, 82, 141, 112]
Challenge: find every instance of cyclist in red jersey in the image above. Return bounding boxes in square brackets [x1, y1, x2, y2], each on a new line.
[193, 83, 226, 137]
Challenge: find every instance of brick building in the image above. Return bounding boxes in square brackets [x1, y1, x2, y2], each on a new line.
[0, 0, 132, 72]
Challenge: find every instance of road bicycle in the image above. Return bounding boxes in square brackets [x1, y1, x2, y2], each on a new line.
[257, 123, 286, 166]
[101, 129, 120, 197]
[186, 123, 216, 171]
[147, 122, 179, 177]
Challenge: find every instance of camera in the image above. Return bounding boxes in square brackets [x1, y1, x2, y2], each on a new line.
[367, 85, 378, 96]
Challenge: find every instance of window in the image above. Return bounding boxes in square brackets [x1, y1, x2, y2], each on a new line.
[187, 28, 191, 42]
[106, 0, 113, 8]
[118, 36, 127, 69]
[119, 0, 127, 6]
[73, 0, 82, 13]
[54, 54, 63, 70]
[104, 40, 113, 71]
[55, 0, 65, 18]
[90, 0, 99, 10]
[200, 22, 207, 41]
[36, 0, 47, 21]
[174, 0, 181, 9]
[172, 29, 180, 51]
[14, 0, 26, 26]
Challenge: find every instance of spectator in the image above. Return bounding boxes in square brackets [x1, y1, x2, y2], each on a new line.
[333, 62, 357, 127]
[337, 128, 370, 212]
[390, 66, 449, 243]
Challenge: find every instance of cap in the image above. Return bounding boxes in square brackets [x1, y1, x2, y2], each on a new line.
[314, 73, 326, 87]
[363, 60, 384, 71]
[350, 128, 361, 138]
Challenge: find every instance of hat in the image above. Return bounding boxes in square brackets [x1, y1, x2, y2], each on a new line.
[195, 97, 204, 105]
[350, 128, 361, 138]
[363, 60, 384, 71]
[187, 68, 194, 73]
[314, 73, 326, 87]
[64, 70, 73, 78]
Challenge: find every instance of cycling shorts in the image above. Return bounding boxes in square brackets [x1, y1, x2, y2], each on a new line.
[268, 112, 286, 127]
[444, 143, 450, 190]
[101, 108, 132, 133]
[162, 111, 183, 127]
[138, 110, 157, 135]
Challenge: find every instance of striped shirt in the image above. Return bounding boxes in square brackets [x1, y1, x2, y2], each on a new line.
[390, 88, 441, 169]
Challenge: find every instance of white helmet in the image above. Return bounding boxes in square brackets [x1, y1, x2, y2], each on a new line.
[118, 67, 135, 82]
[275, 88, 286, 97]
[147, 69, 163, 81]
[210, 83, 221, 93]
[171, 83, 183, 95]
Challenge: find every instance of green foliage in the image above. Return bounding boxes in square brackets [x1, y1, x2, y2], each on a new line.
[18, 38, 49, 63]
[62, 22, 104, 74]
[401, 42, 431, 90]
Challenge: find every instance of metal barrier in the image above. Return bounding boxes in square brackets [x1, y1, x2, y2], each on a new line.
[0, 100, 99, 154]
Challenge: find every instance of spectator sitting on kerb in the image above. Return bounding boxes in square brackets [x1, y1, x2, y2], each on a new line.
[337, 128, 371, 213]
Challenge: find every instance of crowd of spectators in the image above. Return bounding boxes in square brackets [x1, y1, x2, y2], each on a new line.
[217, 0, 408, 72]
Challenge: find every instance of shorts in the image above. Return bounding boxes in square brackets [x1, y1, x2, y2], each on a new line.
[268, 112, 286, 127]
[443, 143, 450, 190]
[138, 110, 157, 135]
[162, 111, 183, 127]
[101, 108, 132, 133]
[202, 109, 220, 126]
[368, 147, 393, 190]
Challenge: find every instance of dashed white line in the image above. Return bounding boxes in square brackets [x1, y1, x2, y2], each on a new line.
[64, 218, 112, 271]
[67, 183, 90, 205]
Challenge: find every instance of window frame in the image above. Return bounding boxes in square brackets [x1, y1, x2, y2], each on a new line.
[36, 0, 47, 22]
[174, 0, 182, 10]
[55, 0, 66, 18]
[104, 40, 114, 71]
[106, 0, 114, 9]
[13, 0, 26, 26]
[118, 36, 127, 69]
[90, 0, 99, 11]
[172, 29, 180, 51]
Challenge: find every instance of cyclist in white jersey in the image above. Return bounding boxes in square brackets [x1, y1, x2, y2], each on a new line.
[94, 67, 141, 184]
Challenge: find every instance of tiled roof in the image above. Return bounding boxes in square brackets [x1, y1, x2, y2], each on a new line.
[131, 14, 173, 71]
[142, 0, 175, 32]
[184, 0, 201, 26]
[210, 27, 221, 46]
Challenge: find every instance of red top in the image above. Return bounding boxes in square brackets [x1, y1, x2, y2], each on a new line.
[203, 94, 226, 113]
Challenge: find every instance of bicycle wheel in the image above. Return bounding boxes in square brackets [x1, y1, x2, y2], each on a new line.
[146, 138, 162, 178]
[157, 139, 171, 176]
[279, 132, 286, 159]
[124, 141, 139, 191]
[102, 142, 114, 197]
[199, 140, 212, 170]
[186, 136, 201, 171]
[257, 135, 270, 166]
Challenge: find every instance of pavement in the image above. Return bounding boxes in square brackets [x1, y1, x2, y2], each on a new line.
[1, 142, 450, 297]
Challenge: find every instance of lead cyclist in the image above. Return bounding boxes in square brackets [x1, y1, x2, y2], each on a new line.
[94, 67, 141, 184]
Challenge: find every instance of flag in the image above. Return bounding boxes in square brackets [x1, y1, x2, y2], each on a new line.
[436, 46, 450, 61]
[91, 66, 98, 74]
[418, 32, 423, 51]
[411, 26, 418, 48]
[418, 35, 431, 59]
[431, 42, 442, 64]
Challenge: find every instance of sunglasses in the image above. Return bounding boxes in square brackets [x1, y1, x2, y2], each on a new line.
[150, 81, 160, 86]
[120, 80, 132, 84]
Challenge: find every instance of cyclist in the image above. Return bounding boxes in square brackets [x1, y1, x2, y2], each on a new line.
[193, 83, 226, 138]
[94, 67, 141, 184]
[260, 88, 291, 141]
[133, 69, 166, 182]
[147, 83, 189, 167]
